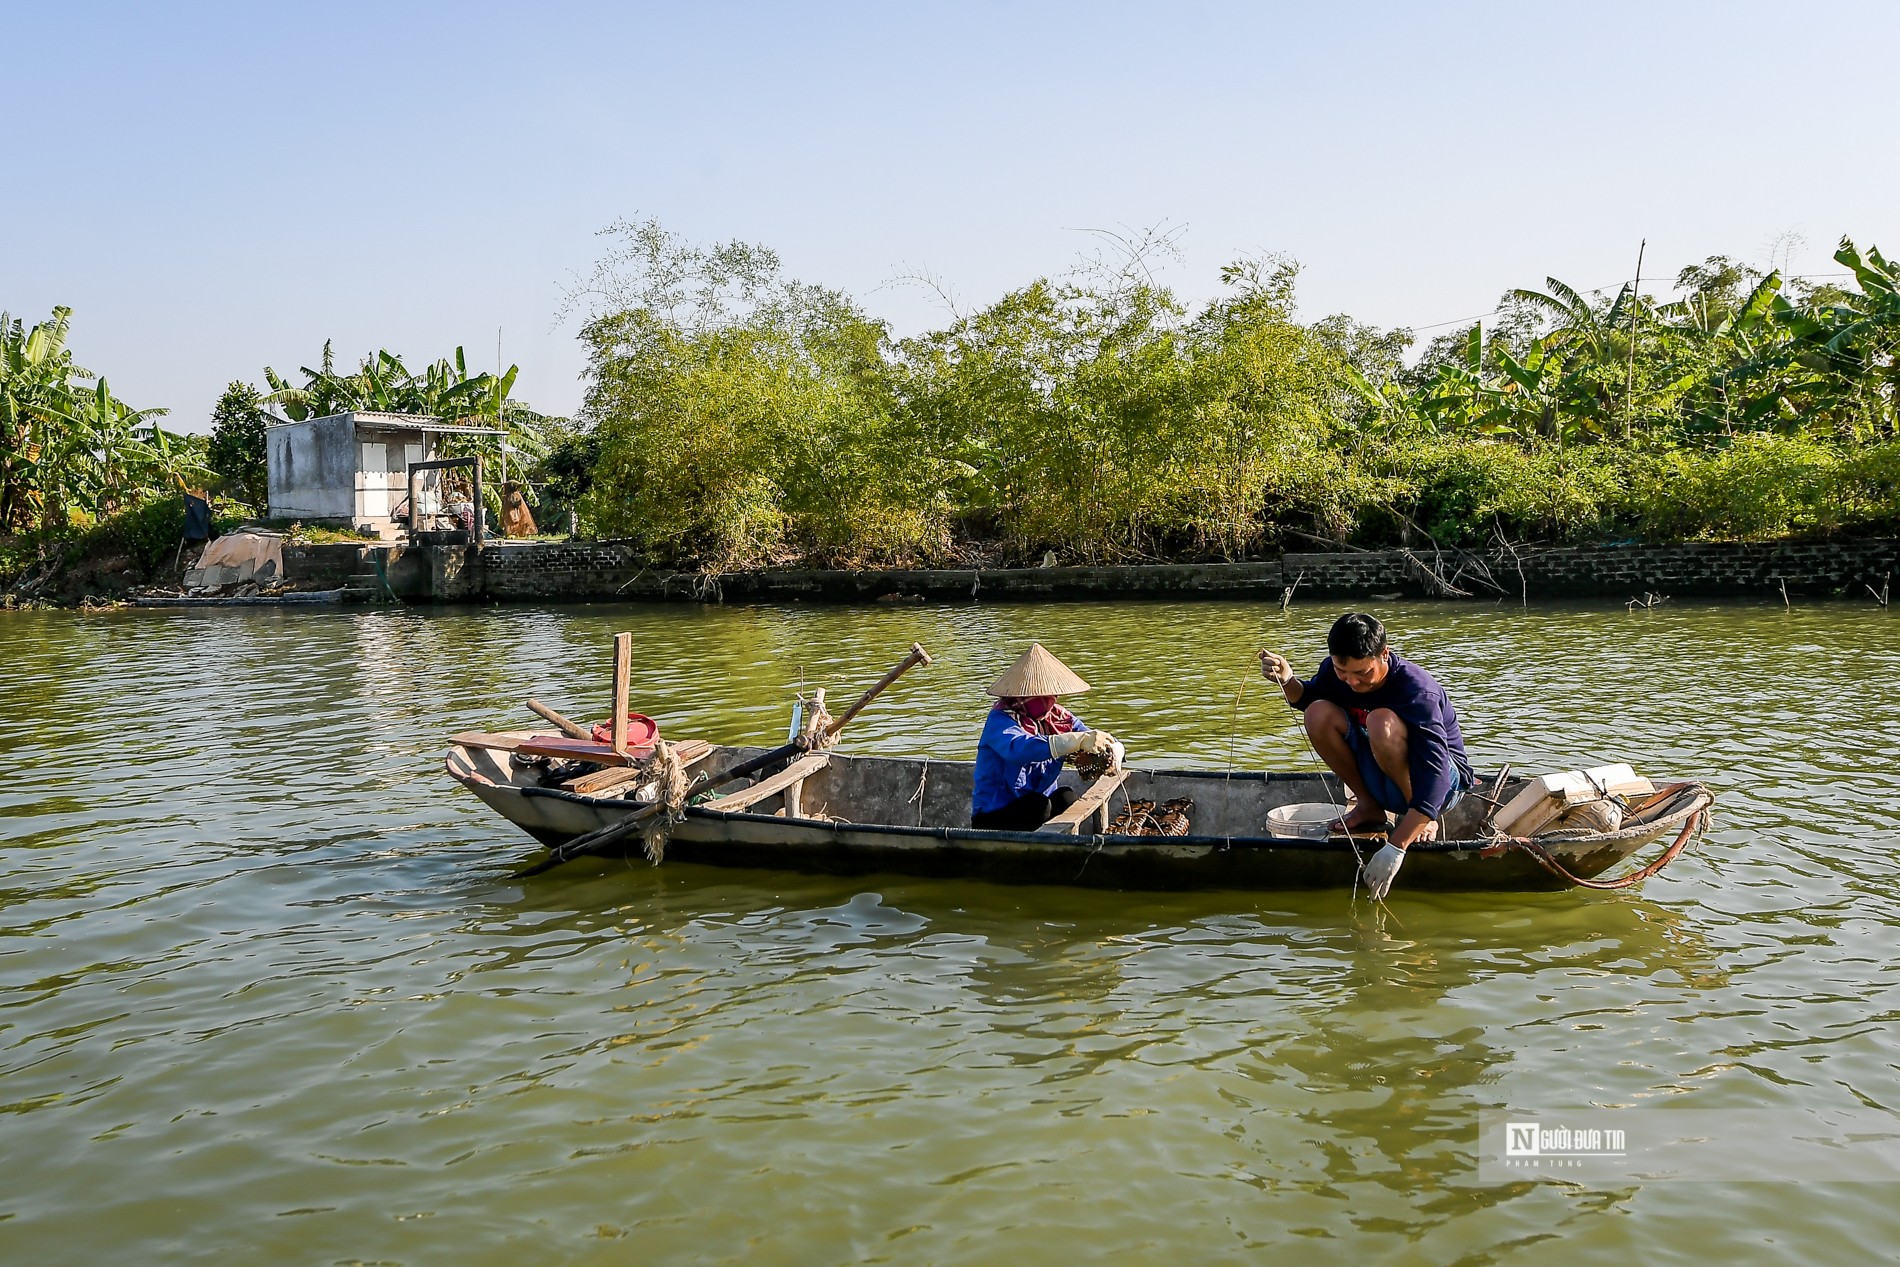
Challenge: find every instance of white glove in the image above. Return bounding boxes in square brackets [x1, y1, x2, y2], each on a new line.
[1047, 731, 1090, 759]
[1362, 843, 1405, 901]
[1050, 729, 1115, 759]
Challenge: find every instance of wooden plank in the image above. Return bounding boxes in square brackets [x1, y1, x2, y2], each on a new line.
[1037, 770, 1131, 835]
[1504, 796, 1565, 839]
[450, 729, 673, 771]
[517, 736, 633, 767]
[700, 753, 831, 814]
[563, 740, 715, 796]
[611, 632, 631, 756]
[449, 730, 540, 753]
[453, 730, 632, 765]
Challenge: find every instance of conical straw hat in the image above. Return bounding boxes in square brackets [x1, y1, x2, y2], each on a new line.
[987, 643, 1091, 697]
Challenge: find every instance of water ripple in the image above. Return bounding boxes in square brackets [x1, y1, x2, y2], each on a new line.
[1, 599, 1898, 1262]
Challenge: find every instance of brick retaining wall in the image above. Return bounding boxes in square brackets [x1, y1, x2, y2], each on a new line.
[1285, 539, 1900, 600]
[382, 538, 1900, 604]
[475, 544, 1290, 603]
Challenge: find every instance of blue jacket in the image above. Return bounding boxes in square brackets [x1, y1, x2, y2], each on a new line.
[1292, 651, 1472, 816]
[971, 708, 1090, 815]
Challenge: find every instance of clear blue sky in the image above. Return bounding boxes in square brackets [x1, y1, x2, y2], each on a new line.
[8, 1, 1897, 430]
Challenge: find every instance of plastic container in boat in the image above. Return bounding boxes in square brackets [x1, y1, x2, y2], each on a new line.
[1266, 802, 1345, 840]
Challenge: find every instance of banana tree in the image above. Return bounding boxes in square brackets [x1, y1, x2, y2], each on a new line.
[0, 308, 84, 531]
[1649, 271, 1784, 438]
[1756, 238, 1900, 438]
[1507, 277, 1636, 437]
[264, 343, 514, 422]
[62, 378, 167, 513]
[1414, 325, 1491, 434]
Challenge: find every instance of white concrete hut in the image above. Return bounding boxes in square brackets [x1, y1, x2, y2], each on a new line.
[265, 411, 503, 539]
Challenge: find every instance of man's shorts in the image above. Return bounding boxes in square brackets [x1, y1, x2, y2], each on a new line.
[1345, 723, 1469, 818]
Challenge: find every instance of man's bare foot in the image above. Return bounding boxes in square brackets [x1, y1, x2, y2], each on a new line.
[1336, 806, 1388, 834]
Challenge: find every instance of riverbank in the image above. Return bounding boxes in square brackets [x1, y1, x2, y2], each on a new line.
[279, 535, 1897, 606]
[10, 531, 1893, 610]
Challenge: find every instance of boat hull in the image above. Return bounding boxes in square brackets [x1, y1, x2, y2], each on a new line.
[448, 742, 1711, 892]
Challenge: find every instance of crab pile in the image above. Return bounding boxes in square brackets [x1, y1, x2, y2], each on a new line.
[1108, 797, 1193, 836]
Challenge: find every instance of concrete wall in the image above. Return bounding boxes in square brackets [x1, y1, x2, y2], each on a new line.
[281, 542, 369, 587]
[267, 415, 357, 521]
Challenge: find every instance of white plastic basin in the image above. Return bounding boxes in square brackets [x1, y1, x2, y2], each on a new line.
[1265, 802, 1345, 840]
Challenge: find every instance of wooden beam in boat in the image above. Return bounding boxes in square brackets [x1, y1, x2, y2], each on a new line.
[1038, 770, 1131, 835]
[563, 739, 715, 796]
[610, 632, 632, 756]
[517, 736, 636, 766]
[699, 753, 831, 814]
[526, 699, 591, 740]
[447, 730, 638, 767]
[449, 731, 542, 754]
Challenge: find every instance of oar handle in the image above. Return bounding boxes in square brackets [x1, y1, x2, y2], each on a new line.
[526, 699, 592, 740]
[692, 644, 930, 798]
[515, 799, 668, 876]
[824, 642, 931, 739]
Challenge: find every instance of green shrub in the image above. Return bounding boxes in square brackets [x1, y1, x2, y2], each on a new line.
[84, 495, 187, 572]
[564, 222, 1900, 567]
[0, 536, 37, 586]
[1624, 435, 1843, 540]
[1834, 439, 1900, 533]
[70, 495, 253, 577]
[1369, 441, 1625, 545]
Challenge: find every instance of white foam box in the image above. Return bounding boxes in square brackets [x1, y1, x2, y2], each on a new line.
[1492, 763, 1654, 837]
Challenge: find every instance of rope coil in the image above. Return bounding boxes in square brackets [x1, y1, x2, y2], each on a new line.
[636, 740, 691, 864]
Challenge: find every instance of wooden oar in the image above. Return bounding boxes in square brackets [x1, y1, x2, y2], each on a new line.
[526, 699, 592, 740]
[515, 642, 933, 877]
[513, 798, 673, 877]
[823, 642, 932, 738]
[698, 644, 931, 792]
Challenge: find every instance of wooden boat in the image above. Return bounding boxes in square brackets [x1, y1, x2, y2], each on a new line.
[445, 731, 1714, 892]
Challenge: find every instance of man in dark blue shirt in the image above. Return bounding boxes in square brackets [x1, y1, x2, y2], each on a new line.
[1259, 613, 1473, 899]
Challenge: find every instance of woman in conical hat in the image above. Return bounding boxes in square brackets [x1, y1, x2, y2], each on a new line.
[971, 643, 1120, 830]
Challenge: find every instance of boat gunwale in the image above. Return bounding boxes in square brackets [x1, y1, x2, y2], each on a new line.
[471, 746, 1707, 858]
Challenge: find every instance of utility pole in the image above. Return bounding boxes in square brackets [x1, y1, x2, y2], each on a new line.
[1625, 239, 1645, 437]
[497, 324, 505, 490]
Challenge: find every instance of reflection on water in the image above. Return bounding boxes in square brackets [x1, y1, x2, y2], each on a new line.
[2, 598, 1899, 1262]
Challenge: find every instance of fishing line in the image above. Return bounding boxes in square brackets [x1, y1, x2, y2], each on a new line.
[1301, 722, 1368, 908]
[1262, 641, 1403, 922]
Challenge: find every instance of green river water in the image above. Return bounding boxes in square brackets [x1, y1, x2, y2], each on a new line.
[3, 598, 1898, 1264]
